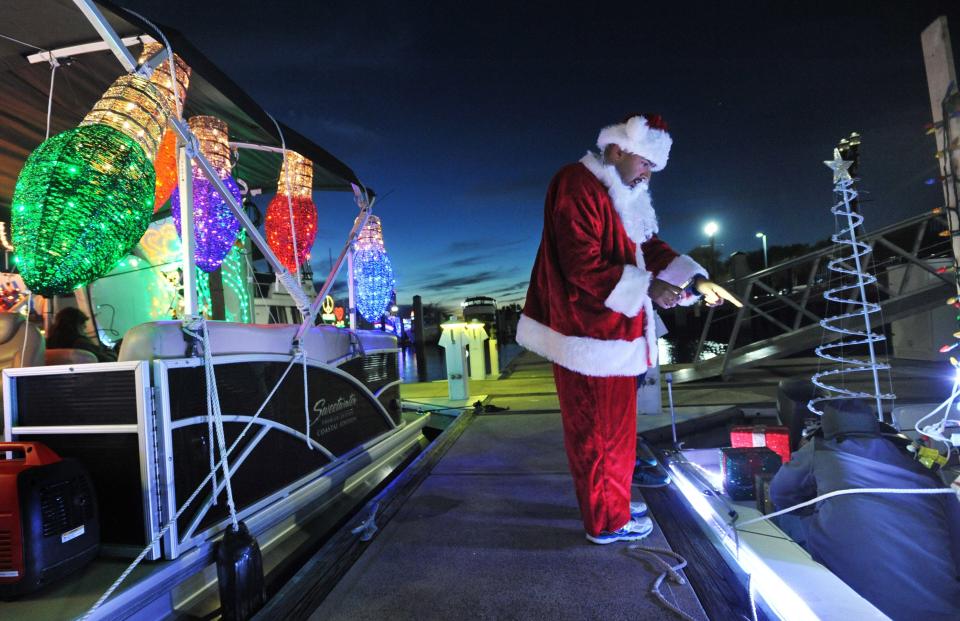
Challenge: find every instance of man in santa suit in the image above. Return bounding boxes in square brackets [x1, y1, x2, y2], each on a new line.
[517, 113, 740, 544]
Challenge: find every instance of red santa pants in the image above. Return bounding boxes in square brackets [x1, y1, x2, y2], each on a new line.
[553, 364, 636, 536]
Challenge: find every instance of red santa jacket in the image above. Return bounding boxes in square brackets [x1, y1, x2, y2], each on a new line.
[517, 153, 705, 377]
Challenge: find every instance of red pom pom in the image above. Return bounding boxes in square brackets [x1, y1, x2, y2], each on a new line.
[620, 112, 669, 132]
[642, 113, 669, 132]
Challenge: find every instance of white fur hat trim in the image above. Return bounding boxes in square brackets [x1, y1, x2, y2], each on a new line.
[596, 115, 672, 171]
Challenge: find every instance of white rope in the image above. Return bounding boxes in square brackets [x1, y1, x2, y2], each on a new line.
[183, 316, 239, 530]
[81, 356, 300, 620]
[736, 486, 956, 529]
[301, 349, 311, 448]
[629, 545, 697, 621]
[45, 58, 59, 139]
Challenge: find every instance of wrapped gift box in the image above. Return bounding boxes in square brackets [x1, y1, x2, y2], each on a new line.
[730, 425, 791, 464]
[754, 472, 776, 514]
[720, 447, 782, 500]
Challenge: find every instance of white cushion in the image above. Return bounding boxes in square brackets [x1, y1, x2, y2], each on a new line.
[118, 321, 395, 363]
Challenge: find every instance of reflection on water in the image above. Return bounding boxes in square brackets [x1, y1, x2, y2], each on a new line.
[400, 338, 721, 383]
[659, 336, 726, 365]
[399, 343, 522, 383]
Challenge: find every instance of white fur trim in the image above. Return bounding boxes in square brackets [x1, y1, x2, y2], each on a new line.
[604, 264, 651, 317]
[580, 153, 658, 245]
[597, 116, 672, 171]
[657, 254, 708, 307]
[516, 314, 650, 377]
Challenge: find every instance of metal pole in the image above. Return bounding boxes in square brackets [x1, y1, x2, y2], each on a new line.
[71, 0, 137, 72]
[710, 236, 716, 275]
[294, 194, 371, 341]
[177, 144, 198, 316]
[347, 247, 357, 330]
[842, 188, 885, 420]
[666, 372, 678, 448]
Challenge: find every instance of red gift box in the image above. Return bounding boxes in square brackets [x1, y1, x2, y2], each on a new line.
[730, 425, 791, 463]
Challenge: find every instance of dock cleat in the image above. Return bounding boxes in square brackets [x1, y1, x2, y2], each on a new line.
[630, 500, 648, 519]
[585, 517, 654, 544]
[633, 468, 671, 487]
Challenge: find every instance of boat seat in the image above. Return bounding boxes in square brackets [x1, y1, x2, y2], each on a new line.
[118, 321, 396, 363]
[45, 348, 99, 365]
[0, 312, 44, 369]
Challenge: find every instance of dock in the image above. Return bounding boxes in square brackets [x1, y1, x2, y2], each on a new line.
[263, 350, 806, 620]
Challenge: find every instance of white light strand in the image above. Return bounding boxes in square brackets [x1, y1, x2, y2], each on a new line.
[808, 150, 895, 418]
[0, 222, 14, 251]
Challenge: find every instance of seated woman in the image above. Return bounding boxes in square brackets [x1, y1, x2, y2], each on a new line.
[46, 307, 117, 362]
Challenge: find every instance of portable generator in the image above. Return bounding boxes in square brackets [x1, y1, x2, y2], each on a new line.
[0, 442, 99, 597]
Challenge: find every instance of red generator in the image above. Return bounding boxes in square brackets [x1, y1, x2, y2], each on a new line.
[0, 442, 99, 597]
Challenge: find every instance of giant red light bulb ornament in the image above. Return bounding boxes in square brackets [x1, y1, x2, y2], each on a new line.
[265, 151, 318, 273]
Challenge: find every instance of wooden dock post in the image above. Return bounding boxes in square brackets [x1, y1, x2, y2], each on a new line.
[922, 16, 960, 293]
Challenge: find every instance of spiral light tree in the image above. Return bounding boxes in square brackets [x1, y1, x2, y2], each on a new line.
[170, 116, 242, 272]
[807, 148, 895, 419]
[354, 215, 395, 322]
[136, 42, 191, 213]
[11, 73, 169, 296]
[265, 151, 317, 273]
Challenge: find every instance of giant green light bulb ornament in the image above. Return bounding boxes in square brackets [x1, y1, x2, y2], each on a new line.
[11, 73, 169, 296]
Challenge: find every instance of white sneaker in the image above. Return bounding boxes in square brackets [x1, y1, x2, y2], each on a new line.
[585, 517, 654, 544]
[630, 501, 648, 519]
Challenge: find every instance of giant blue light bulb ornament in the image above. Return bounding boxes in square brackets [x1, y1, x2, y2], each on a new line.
[171, 115, 242, 272]
[354, 216, 395, 322]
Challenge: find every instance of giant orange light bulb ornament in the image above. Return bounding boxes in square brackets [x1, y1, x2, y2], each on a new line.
[265, 151, 318, 273]
[137, 42, 191, 213]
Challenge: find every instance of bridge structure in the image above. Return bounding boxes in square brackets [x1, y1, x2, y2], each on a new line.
[674, 210, 955, 382]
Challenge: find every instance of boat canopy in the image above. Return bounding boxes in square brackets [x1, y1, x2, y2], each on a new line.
[0, 0, 367, 220]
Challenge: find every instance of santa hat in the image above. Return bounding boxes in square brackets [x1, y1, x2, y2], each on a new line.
[596, 113, 672, 171]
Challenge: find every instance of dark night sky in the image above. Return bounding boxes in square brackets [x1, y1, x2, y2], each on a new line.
[117, 0, 960, 312]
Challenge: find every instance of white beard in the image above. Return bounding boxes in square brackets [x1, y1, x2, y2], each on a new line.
[580, 152, 659, 245]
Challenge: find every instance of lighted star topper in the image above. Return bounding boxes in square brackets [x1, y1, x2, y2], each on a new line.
[824, 148, 853, 183]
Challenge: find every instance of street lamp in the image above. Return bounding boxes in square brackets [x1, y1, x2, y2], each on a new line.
[703, 221, 718, 275]
[755, 232, 768, 269]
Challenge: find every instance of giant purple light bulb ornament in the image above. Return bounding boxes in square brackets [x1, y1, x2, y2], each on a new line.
[171, 116, 242, 272]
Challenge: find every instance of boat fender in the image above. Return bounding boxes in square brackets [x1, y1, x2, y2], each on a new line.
[216, 520, 265, 621]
